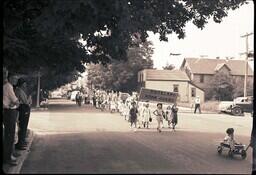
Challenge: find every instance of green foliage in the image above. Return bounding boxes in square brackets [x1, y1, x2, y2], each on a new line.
[4, 0, 247, 90]
[206, 71, 253, 101]
[87, 41, 154, 92]
[206, 71, 234, 101]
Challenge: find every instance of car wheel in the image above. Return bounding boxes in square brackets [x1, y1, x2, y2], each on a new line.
[241, 150, 247, 159]
[232, 107, 242, 116]
[217, 146, 222, 155]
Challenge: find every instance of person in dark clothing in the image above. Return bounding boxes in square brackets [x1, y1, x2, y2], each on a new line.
[171, 103, 178, 131]
[75, 92, 80, 105]
[129, 102, 138, 132]
[15, 78, 32, 150]
[92, 94, 97, 107]
[194, 96, 201, 114]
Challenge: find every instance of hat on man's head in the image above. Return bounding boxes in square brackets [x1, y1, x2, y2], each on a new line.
[16, 78, 26, 87]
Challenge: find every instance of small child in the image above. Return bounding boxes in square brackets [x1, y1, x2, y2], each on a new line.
[223, 128, 238, 151]
[129, 102, 138, 131]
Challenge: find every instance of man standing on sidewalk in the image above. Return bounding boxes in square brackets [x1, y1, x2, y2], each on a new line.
[15, 78, 32, 150]
[194, 96, 202, 114]
[3, 68, 20, 166]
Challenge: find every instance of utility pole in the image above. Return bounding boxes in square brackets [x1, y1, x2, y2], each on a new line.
[240, 32, 253, 97]
[36, 70, 41, 108]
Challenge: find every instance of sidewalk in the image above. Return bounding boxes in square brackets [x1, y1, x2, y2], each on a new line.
[2, 129, 35, 174]
[178, 106, 217, 114]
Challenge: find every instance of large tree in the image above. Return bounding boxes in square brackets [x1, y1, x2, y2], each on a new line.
[206, 71, 253, 101]
[4, 0, 247, 89]
[87, 41, 154, 92]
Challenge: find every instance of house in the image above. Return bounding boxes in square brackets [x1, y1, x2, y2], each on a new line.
[180, 58, 254, 93]
[138, 69, 205, 103]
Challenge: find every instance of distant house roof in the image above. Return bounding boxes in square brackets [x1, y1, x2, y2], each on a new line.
[214, 63, 231, 72]
[189, 81, 204, 91]
[142, 69, 190, 81]
[180, 58, 254, 76]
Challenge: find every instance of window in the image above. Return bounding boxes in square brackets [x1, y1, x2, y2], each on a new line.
[191, 88, 196, 97]
[200, 74, 204, 83]
[173, 84, 179, 93]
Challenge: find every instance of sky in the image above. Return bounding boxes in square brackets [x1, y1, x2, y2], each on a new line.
[148, 1, 254, 70]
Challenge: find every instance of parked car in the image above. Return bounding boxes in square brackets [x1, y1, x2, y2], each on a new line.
[219, 96, 253, 116]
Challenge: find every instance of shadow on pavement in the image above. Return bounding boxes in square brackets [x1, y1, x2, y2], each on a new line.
[20, 130, 252, 174]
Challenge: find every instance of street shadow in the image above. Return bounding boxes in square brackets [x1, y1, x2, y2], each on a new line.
[20, 130, 252, 174]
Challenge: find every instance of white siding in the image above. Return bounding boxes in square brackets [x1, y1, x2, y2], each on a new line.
[188, 83, 205, 103]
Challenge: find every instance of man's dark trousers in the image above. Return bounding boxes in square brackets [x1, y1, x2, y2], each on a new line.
[194, 104, 201, 113]
[3, 109, 18, 161]
[16, 104, 30, 146]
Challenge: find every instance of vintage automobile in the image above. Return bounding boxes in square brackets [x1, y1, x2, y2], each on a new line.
[218, 96, 253, 116]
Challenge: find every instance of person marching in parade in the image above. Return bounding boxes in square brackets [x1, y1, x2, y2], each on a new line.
[171, 102, 178, 131]
[153, 103, 165, 133]
[142, 102, 152, 129]
[129, 101, 138, 132]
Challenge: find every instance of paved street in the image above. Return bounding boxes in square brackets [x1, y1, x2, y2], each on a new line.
[20, 99, 253, 174]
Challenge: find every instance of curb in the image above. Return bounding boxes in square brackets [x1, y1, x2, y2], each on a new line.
[31, 107, 48, 111]
[3, 129, 35, 174]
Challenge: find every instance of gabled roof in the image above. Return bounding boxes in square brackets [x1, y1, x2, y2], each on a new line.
[214, 63, 231, 72]
[180, 58, 253, 76]
[143, 69, 190, 81]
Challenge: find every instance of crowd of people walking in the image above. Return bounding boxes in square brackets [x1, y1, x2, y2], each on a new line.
[86, 89, 179, 133]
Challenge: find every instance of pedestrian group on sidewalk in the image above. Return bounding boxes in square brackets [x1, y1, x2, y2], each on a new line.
[3, 68, 31, 166]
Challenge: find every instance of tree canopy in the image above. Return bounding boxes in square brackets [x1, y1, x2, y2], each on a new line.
[206, 71, 253, 101]
[3, 0, 247, 90]
[87, 41, 154, 92]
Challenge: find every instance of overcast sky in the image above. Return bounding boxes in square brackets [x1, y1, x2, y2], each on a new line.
[148, 1, 254, 70]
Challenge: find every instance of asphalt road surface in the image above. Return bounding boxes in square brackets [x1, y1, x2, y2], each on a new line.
[21, 99, 253, 174]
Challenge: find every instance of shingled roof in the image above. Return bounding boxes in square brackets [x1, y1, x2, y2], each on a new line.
[143, 69, 190, 81]
[181, 58, 253, 76]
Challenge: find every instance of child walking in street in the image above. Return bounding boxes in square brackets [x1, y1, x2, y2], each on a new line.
[171, 103, 178, 131]
[153, 103, 165, 132]
[142, 103, 151, 129]
[166, 105, 172, 128]
[129, 102, 138, 132]
[137, 102, 145, 129]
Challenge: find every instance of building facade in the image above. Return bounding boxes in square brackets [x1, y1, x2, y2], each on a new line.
[180, 58, 254, 97]
[138, 69, 205, 103]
